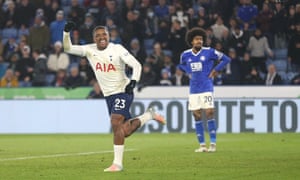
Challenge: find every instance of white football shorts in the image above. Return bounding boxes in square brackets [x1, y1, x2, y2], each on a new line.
[188, 92, 214, 110]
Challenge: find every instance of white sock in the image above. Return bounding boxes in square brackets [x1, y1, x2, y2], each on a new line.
[137, 111, 153, 127]
[113, 145, 124, 167]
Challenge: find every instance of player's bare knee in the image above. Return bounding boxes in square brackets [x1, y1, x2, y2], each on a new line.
[205, 109, 215, 119]
[192, 110, 202, 120]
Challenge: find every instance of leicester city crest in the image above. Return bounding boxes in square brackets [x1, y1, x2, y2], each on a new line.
[200, 56, 205, 61]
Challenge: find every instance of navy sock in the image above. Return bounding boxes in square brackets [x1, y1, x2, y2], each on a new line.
[207, 119, 216, 144]
[195, 120, 205, 144]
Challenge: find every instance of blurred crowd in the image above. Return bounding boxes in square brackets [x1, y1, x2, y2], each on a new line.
[0, 0, 300, 92]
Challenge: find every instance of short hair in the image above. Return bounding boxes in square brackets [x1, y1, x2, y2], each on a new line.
[185, 27, 207, 47]
[93, 25, 109, 36]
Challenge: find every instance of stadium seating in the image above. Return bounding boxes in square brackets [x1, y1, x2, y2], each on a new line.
[273, 59, 287, 72]
[273, 48, 287, 60]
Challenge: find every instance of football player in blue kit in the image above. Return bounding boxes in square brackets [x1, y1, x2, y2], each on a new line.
[178, 27, 231, 152]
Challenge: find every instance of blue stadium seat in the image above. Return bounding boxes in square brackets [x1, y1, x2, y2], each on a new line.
[273, 48, 287, 60]
[163, 50, 172, 57]
[144, 38, 154, 50]
[45, 74, 55, 86]
[273, 59, 287, 72]
[277, 71, 289, 84]
[287, 72, 298, 82]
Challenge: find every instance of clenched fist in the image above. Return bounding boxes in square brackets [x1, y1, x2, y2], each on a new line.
[64, 21, 76, 32]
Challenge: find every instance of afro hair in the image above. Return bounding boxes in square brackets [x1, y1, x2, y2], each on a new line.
[185, 27, 207, 47]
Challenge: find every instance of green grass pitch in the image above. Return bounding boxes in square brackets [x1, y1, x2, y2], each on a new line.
[0, 133, 299, 180]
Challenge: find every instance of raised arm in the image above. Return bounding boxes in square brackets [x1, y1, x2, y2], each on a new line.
[63, 21, 86, 57]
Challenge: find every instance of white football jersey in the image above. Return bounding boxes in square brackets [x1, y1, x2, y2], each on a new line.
[63, 32, 142, 96]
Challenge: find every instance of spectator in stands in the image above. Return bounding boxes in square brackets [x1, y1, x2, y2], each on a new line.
[137, 0, 153, 21]
[79, 13, 96, 44]
[168, 19, 187, 64]
[240, 52, 254, 84]
[247, 28, 273, 74]
[265, 63, 282, 85]
[228, 17, 239, 33]
[28, 15, 50, 52]
[1, 17, 18, 46]
[194, 6, 211, 28]
[32, 49, 47, 87]
[159, 68, 172, 86]
[7, 52, 19, 72]
[2, 35, 18, 60]
[52, 69, 67, 87]
[161, 54, 176, 75]
[170, 6, 189, 28]
[121, 10, 145, 48]
[256, 2, 273, 39]
[290, 72, 300, 85]
[244, 67, 264, 85]
[42, 0, 60, 25]
[86, 0, 103, 24]
[211, 15, 229, 42]
[287, 5, 297, 36]
[154, 20, 170, 50]
[49, 10, 66, 45]
[0, 36, 4, 57]
[47, 41, 70, 75]
[78, 57, 95, 86]
[65, 66, 86, 90]
[121, 0, 137, 22]
[2, 0, 17, 30]
[105, 17, 118, 31]
[228, 26, 249, 59]
[287, 21, 300, 72]
[17, 24, 29, 42]
[0, 68, 19, 87]
[109, 27, 122, 44]
[129, 38, 147, 65]
[236, 0, 258, 32]
[219, 28, 230, 54]
[100, 0, 122, 27]
[170, 66, 189, 86]
[223, 48, 242, 85]
[143, 7, 157, 40]
[151, 42, 166, 66]
[15, 45, 34, 87]
[86, 82, 104, 99]
[295, 3, 300, 21]
[0, 56, 9, 78]
[271, 0, 288, 49]
[14, 0, 36, 28]
[67, 0, 86, 29]
[137, 63, 158, 92]
[154, 0, 169, 21]
[35, 7, 48, 26]
[40, 0, 51, 25]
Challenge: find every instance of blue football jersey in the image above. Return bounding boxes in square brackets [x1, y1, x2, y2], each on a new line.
[178, 47, 230, 94]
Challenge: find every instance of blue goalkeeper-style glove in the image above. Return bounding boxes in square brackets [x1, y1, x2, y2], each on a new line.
[125, 80, 136, 94]
[64, 21, 76, 32]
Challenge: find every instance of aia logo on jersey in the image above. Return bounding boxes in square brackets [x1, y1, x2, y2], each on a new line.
[95, 63, 116, 72]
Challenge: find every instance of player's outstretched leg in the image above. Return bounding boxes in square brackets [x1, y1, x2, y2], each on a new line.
[136, 107, 166, 126]
[145, 107, 166, 125]
[122, 107, 166, 138]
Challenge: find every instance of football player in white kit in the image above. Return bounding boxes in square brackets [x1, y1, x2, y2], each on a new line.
[63, 22, 166, 172]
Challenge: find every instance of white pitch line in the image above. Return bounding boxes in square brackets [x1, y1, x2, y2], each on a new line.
[0, 149, 136, 162]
